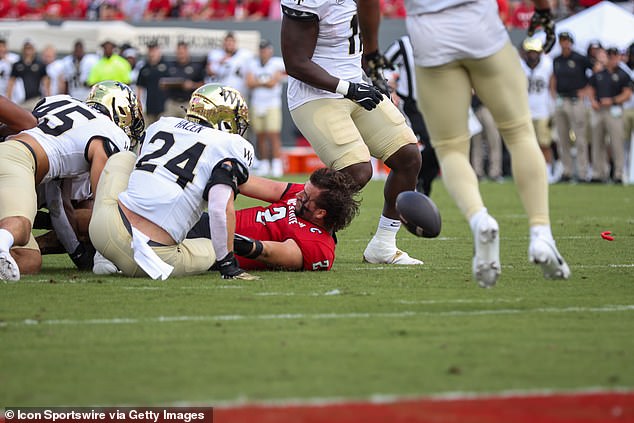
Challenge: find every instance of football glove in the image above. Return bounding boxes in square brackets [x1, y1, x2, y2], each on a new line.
[363, 50, 393, 96]
[215, 252, 260, 280]
[344, 82, 384, 111]
[69, 242, 96, 271]
[527, 8, 556, 53]
[234, 233, 264, 259]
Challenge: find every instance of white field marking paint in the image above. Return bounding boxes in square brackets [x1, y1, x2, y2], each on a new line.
[396, 298, 524, 305]
[122, 287, 162, 290]
[3, 304, 634, 328]
[168, 386, 634, 409]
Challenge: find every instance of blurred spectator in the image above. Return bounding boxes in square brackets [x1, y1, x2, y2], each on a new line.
[41, 0, 88, 18]
[161, 41, 205, 118]
[245, 39, 286, 177]
[206, 31, 252, 98]
[587, 40, 604, 69]
[588, 47, 632, 184]
[244, 0, 271, 19]
[550, 31, 592, 182]
[200, 0, 236, 19]
[87, 40, 131, 85]
[509, 0, 534, 29]
[121, 44, 142, 89]
[471, 95, 503, 181]
[497, 0, 510, 26]
[99, 0, 125, 19]
[136, 41, 168, 125]
[0, 0, 42, 19]
[0, 39, 20, 98]
[41, 44, 64, 96]
[120, 0, 149, 20]
[381, 0, 405, 18]
[172, 0, 206, 19]
[59, 40, 98, 100]
[6, 40, 49, 111]
[143, 0, 170, 19]
[520, 37, 557, 182]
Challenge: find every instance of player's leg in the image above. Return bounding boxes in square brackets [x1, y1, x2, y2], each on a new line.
[355, 97, 423, 265]
[468, 42, 569, 279]
[290, 98, 373, 188]
[416, 61, 500, 287]
[89, 151, 141, 276]
[0, 141, 41, 281]
[154, 238, 216, 277]
[590, 112, 608, 181]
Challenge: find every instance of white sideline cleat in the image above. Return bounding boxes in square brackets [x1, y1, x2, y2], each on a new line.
[529, 237, 571, 279]
[363, 242, 424, 265]
[93, 251, 120, 275]
[472, 215, 500, 288]
[0, 249, 20, 282]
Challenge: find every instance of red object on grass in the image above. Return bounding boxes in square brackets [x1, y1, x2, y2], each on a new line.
[601, 231, 614, 241]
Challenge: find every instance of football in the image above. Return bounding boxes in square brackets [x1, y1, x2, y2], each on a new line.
[395, 191, 442, 238]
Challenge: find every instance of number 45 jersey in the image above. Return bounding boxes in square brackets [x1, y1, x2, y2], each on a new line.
[235, 183, 336, 271]
[281, 0, 365, 110]
[25, 95, 132, 183]
[119, 116, 255, 243]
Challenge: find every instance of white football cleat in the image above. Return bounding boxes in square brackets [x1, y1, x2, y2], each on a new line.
[363, 241, 423, 265]
[0, 249, 20, 282]
[472, 214, 500, 288]
[93, 251, 120, 275]
[529, 237, 570, 279]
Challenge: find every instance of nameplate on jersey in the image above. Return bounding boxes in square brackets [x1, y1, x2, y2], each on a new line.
[174, 120, 204, 133]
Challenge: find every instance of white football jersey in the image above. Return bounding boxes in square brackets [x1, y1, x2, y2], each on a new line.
[521, 56, 554, 120]
[119, 117, 255, 243]
[60, 53, 99, 100]
[23, 95, 131, 183]
[246, 56, 286, 114]
[404, 0, 471, 15]
[281, 0, 365, 110]
[405, 0, 507, 67]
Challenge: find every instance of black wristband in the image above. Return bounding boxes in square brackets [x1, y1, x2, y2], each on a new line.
[245, 239, 264, 259]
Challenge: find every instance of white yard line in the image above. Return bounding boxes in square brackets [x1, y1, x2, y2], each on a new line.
[2, 304, 633, 328]
[169, 386, 634, 409]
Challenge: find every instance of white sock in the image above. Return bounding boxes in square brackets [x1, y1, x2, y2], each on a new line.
[0, 229, 14, 252]
[530, 225, 554, 243]
[372, 215, 400, 245]
[469, 208, 488, 233]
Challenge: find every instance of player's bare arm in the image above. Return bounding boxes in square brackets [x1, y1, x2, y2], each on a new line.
[239, 175, 289, 203]
[0, 95, 37, 134]
[281, 10, 339, 93]
[235, 234, 304, 270]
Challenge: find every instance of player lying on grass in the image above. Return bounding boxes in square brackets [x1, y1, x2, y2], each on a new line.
[0, 81, 144, 281]
[89, 84, 259, 280]
[187, 168, 361, 271]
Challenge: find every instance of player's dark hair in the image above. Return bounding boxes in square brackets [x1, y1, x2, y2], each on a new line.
[310, 168, 361, 233]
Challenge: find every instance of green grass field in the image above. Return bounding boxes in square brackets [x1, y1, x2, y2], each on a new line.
[1, 179, 633, 407]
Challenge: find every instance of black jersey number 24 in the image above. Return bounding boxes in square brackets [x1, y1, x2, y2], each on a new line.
[136, 130, 206, 189]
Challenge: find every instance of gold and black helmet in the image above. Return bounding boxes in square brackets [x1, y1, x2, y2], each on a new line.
[85, 80, 145, 147]
[186, 83, 249, 136]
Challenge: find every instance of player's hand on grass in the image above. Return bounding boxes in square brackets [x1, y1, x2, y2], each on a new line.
[363, 50, 393, 96]
[215, 252, 260, 280]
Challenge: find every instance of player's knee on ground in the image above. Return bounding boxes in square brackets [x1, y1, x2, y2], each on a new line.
[0, 216, 33, 246]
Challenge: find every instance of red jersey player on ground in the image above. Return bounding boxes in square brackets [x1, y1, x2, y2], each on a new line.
[189, 168, 361, 271]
